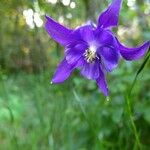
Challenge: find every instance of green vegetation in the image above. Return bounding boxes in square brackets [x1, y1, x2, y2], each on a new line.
[0, 0, 150, 149]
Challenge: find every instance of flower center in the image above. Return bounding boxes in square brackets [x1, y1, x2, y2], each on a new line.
[84, 46, 97, 63]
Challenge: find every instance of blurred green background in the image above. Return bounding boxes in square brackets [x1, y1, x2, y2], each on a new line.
[0, 0, 150, 150]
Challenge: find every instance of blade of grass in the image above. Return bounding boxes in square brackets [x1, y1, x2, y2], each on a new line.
[73, 89, 115, 149]
[126, 48, 150, 150]
[1, 77, 19, 149]
[73, 90, 87, 119]
[73, 89, 102, 147]
[129, 48, 150, 96]
[126, 95, 141, 150]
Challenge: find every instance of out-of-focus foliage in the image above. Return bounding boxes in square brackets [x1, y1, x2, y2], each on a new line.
[0, 0, 150, 149]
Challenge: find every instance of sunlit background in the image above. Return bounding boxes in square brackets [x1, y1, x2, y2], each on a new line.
[0, 0, 150, 149]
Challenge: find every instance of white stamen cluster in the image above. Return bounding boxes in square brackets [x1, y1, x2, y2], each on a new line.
[84, 46, 97, 63]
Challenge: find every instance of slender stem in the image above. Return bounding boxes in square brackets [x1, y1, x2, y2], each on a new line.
[126, 48, 150, 150]
[126, 96, 141, 150]
[73, 90, 102, 147]
[129, 49, 150, 96]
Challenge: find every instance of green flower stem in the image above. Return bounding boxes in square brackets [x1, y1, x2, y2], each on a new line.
[126, 95, 141, 150]
[126, 48, 150, 150]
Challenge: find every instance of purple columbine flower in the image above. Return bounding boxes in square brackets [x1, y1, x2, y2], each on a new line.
[45, 0, 150, 96]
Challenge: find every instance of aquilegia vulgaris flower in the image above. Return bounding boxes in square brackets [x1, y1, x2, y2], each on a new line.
[45, 0, 150, 96]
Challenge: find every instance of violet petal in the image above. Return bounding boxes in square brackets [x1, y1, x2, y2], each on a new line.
[52, 58, 75, 83]
[45, 15, 72, 46]
[65, 42, 88, 64]
[95, 28, 116, 47]
[74, 25, 95, 44]
[81, 60, 100, 80]
[98, 0, 122, 28]
[96, 67, 109, 96]
[99, 46, 119, 72]
[116, 39, 150, 60]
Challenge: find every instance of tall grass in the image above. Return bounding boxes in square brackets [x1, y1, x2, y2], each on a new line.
[0, 49, 150, 150]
